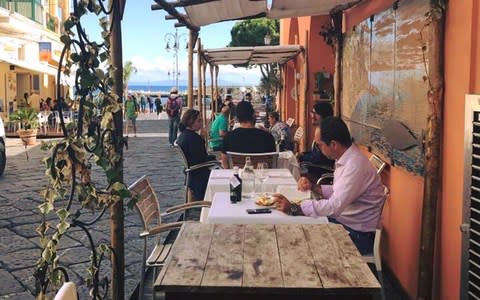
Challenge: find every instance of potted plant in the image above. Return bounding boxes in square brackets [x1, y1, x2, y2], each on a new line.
[10, 107, 39, 145]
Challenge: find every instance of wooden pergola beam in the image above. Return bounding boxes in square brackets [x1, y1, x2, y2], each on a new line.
[152, 0, 200, 31]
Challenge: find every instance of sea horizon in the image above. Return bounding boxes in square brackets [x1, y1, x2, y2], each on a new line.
[128, 84, 256, 94]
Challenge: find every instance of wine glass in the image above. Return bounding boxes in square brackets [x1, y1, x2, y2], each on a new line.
[256, 162, 269, 194]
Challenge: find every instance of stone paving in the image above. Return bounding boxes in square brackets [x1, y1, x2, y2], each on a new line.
[0, 111, 186, 299]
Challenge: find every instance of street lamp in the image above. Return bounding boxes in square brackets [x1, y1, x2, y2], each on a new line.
[164, 28, 187, 90]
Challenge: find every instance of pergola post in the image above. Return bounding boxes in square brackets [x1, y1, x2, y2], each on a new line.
[197, 38, 203, 113]
[202, 60, 207, 124]
[187, 30, 195, 108]
[301, 30, 309, 152]
[332, 12, 343, 117]
[109, 0, 124, 298]
[210, 63, 215, 116]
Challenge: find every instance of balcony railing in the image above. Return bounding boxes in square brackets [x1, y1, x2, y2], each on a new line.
[0, 0, 43, 24]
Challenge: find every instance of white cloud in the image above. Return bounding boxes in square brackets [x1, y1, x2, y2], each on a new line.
[128, 55, 261, 85]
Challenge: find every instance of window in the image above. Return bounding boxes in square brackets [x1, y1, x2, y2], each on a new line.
[32, 74, 40, 92]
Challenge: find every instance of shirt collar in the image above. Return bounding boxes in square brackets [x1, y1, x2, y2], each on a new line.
[335, 144, 355, 167]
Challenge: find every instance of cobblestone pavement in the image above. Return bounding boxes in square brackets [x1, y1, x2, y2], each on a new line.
[0, 112, 186, 299]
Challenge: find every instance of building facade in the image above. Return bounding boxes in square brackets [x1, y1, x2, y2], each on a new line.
[0, 0, 69, 119]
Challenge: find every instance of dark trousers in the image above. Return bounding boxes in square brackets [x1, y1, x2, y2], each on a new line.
[328, 217, 375, 255]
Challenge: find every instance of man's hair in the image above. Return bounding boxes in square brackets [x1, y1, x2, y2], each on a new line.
[245, 92, 252, 98]
[236, 101, 255, 123]
[313, 103, 333, 119]
[221, 105, 230, 115]
[320, 117, 352, 147]
[179, 109, 200, 132]
[268, 111, 280, 122]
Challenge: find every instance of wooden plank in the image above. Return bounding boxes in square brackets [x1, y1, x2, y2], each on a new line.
[275, 224, 322, 288]
[201, 224, 244, 287]
[328, 225, 380, 289]
[242, 224, 283, 288]
[303, 224, 379, 289]
[158, 223, 215, 287]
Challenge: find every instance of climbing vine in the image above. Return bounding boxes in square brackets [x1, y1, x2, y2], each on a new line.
[34, 0, 132, 298]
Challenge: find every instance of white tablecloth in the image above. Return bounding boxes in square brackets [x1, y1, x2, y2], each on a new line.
[206, 192, 328, 224]
[201, 168, 297, 222]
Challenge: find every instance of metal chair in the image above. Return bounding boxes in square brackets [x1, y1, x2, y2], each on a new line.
[174, 143, 221, 203]
[226, 151, 279, 169]
[300, 141, 334, 178]
[317, 153, 387, 185]
[128, 176, 211, 300]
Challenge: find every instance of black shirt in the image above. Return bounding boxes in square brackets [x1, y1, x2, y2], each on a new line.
[176, 129, 214, 166]
[222, 127, 276, 154]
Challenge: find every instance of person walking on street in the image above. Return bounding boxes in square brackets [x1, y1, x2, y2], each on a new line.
[166, 87, 183, 147]
[155, 96, 163, 118]
[124, 95, 139, 137]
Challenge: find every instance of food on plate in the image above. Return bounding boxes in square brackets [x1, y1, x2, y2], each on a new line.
[255, 194, 274, 206]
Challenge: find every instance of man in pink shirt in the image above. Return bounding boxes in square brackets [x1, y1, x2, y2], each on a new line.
[273, 117, 385, 255]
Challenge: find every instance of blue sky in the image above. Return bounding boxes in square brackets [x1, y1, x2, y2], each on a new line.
[82, 0, 261, 86]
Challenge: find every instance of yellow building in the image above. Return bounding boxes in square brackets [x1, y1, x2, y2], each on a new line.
[0, 0, 69, 119]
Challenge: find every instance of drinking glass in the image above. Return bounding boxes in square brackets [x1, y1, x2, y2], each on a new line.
[256, 162, 269, 194]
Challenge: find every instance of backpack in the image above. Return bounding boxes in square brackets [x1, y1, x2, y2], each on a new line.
[166, 96, 180, 117]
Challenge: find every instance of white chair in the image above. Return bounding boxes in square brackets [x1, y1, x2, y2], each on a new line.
[293, 126, 304, 152]
[226, 151, 279, 169]
[286, 117, 295, 127]
[37, 112, 50, 135]
[54, 111, 73, 132]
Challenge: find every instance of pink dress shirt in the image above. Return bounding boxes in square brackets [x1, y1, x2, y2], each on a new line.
[300, 144, 385, 232]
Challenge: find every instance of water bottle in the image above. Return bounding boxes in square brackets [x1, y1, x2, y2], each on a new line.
[242, 157, 255, 199]
[230, 167, 242, 203]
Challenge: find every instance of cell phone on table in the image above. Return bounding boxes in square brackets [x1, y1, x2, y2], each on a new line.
[246, 208, 272, 214]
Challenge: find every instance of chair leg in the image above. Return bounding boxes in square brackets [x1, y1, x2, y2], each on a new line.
[377, 270, 385, 300]
[139, 240, 147, 300]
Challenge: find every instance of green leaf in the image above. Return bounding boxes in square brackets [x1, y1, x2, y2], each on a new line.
[56, 221, 70, 235]
[56, 208, 70, 221]
[38, 202, 54, 214]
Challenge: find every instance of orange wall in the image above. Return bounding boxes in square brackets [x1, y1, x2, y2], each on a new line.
[441, 1, 480, 299]
[281, 0, 480, 299]
[280, 16, 334, 148]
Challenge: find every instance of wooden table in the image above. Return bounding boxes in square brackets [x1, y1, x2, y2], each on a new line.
[155, 223, 380, 300]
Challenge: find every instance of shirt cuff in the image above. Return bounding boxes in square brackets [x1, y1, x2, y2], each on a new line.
[300, 200, 315, 217]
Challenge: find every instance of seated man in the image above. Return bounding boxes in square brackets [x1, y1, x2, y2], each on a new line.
[268, 111, 293, 151]
[273, 117, 386, 255]
[221, 101, 276, 168]
[297, 102, 335, 181]
[209, 105, 230, 151]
